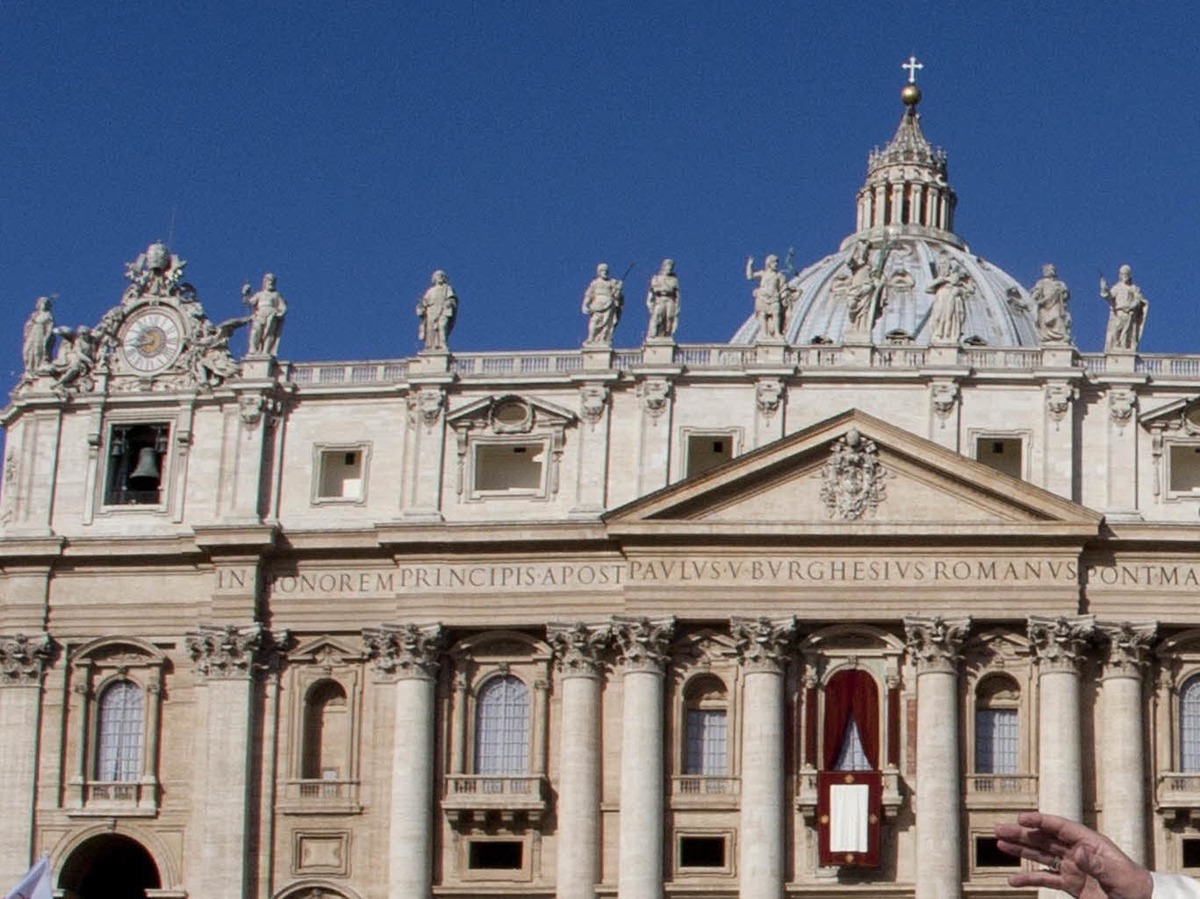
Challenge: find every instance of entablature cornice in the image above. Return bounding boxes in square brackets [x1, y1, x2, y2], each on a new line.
[0, 535, 65, 562]
[191, 523, 278, 554]
[604, 521, 1100, 544]
[375, 521, 610, 547]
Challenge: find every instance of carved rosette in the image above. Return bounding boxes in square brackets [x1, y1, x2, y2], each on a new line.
[547, 622, 611, 678]
[636, 378, 672, 418]
[930, 381, 959, 422]
[0, 634, 53, 686]
[755, 379, 785, 417]
[611, 616, 676, 674]
[579, 384, 610, 425]
[406, 387, 445, 429]
[1045, 382, 1076, 426]
[1027, 615, 1095, 673]
[1108, 388, 1136, 426]
[1097, 621, 1157, 678]
[904, 615, 971, 674]
[818, 428, 888, 520]
[362, 623, 444, 681]
[186, 624, 265, 680]
[730, 616, 796, 674]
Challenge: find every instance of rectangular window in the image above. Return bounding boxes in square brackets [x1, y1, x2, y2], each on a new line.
[686, 434, 734, 478]
[104, 423, 169, 506]
[975, 708, 1018, 774]
[685, 709, 727, 775]
[473, 442, 545, 494]
[1183, 839, 1200, 868]
[975, 437, 1022, 479]
[975, 836, 1020, 868]
[678, 836, 727, 869]
[316, 447, 365, 501]
[468, 841, 523, 870]
[1169, 445, 1200, 493]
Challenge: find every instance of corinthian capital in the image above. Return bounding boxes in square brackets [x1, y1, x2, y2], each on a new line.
[1097, 621, 1157, 678]
[547, 621, 611, 678]
[186, 624, 264, 680]
[0, 633, 53, 686]
[1028, 615, 1095, 673]
[611, 616, 675, 673]
[362, 623, 444, 681]
[731, 616, 796, 673]
[904, 616, 971, 673]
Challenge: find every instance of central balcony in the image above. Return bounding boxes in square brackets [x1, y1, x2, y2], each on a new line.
[442, 774, 549, 827]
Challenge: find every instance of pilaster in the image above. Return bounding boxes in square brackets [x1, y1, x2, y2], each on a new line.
[402, 380, 452, 520]
[633, 377, 676, 494]
[904, 616, 970, 899]
[570, 379, 616, 516]
[0, 634, 51, 886]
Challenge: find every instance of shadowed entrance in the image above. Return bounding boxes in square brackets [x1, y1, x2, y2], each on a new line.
[58, 834, 160, 899]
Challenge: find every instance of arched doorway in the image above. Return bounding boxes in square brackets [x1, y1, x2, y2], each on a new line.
[58, 833, 161, 899]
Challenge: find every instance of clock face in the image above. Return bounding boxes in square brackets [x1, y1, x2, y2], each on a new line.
[121, 310, 183, 374]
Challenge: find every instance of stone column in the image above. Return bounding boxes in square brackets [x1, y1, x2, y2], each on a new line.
[904, 616, 971, 899]
[1097, 622, 1156, 864]
[1028, 615, 1095, 898]
[364, 624, 445, 899]
[548, 623, 613, 899]
[0, 635, 51, 886]
[186, 624, 266, 899]
[612, 617, 675, 899]
[731, 617, 795, 899]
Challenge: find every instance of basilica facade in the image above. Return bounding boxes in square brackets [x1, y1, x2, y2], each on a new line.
[3, 80, 1200, 899]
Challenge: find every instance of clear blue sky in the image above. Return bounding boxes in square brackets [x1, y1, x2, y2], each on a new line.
[1, 2, 1198, 383]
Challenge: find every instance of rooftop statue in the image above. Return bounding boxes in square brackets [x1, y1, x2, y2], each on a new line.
[123, 241, 193, 301]
[48, 325, 97, 394]
[582, 263, 624, 347]
[1100, 265, 1148, 352]
[645, 258, 680, 340]
[20, 297, 55, 381]
[844, 239, 891, 337]
[746, 254, 799, 341]
[1030, 264, 1071, 344]
[926, 255, 973, 345]
[187, 316, 251, 387]
[242, 273, 288, 356]
[417, 269, 457, 352]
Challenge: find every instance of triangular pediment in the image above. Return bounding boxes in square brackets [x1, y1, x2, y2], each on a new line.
[447, 393, 576, 433]
[606, 409, 1101, 534]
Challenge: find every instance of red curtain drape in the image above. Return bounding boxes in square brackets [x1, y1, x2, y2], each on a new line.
[822, 669, 879, 770]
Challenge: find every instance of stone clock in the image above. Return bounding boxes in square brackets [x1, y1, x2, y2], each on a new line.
[120, 308, 183, 374]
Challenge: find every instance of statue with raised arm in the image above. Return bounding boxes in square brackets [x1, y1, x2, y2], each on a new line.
[21, 297, 55, 379]
[746, 254, 798, 340]
[416, 269, 457, 351]
[1031, 263, 1072, 344]
[189, 316, 251, 387]
[645, 258, 680, 340]
[48, 325, 97, 393]
[241, 273, 288, 356]
[582, 263, 623, 346]
[1100, 264, 1147, 352]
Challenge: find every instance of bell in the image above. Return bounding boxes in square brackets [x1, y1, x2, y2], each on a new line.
[127, 447, 161, 490]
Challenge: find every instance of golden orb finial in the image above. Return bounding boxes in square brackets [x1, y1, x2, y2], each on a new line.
[901, 83, 922, 107]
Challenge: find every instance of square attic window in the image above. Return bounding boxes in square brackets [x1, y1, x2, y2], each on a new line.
[316, 448, 365, 501]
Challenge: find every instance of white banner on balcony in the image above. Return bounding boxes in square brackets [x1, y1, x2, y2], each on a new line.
[828, 783, 869, 853]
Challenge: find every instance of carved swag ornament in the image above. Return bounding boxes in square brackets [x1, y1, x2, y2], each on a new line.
[819, 428, 889, 520]
[0, 633, 53, 686]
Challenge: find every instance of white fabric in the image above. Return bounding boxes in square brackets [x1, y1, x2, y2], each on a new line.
[1154, 872, 1200, 898]
[828, 783, 869, 852]
[4, 854, 51, 899]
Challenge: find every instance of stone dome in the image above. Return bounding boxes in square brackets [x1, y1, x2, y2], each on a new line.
[731, 86, 1040, 348]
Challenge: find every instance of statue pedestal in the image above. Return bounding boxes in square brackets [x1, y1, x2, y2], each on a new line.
[754, 339, 787, 365]
[413, 350, 450, 374]
[838, 340, 872, 367]
[582, 346, 614, 371]
[642, 339, 676, 365]
[1040, 345, 1078, 368]
[241, 355, 276, 379]
[1104, 351, 1138, 374]
[927, 345, 962, 367]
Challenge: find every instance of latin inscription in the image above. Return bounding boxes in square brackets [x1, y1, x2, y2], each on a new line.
[265, 556, 1080, 597]
[1086, 563, 1200, 589]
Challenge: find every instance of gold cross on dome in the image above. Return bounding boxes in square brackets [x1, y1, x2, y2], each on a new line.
[902, 55, 924, 84]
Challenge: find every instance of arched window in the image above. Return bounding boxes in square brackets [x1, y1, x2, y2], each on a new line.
[302, 679, 349, 780]
[95, 680, 144, 782]
[474, 675, 530, 775]
[823, 669, 879, 772]
[975, 674, 1019, 774]
[1181, 675, 1200, 772]
[683, 675, 728, 776]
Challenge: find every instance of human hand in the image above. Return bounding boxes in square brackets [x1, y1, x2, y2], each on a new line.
[993, 812, 1152, 899]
